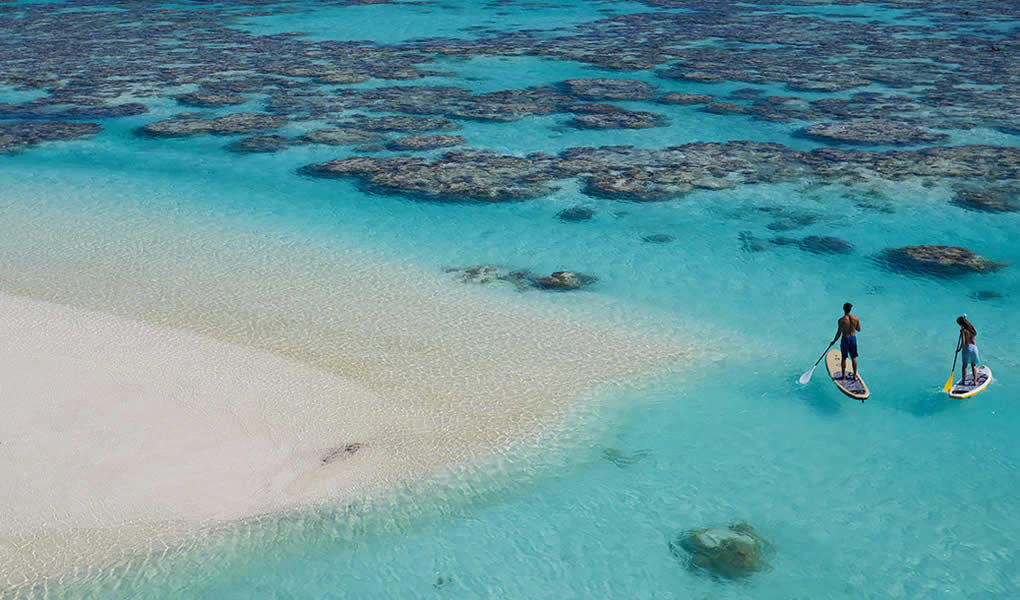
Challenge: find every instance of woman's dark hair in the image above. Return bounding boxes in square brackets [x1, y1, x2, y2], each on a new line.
[957, 315, 976, 335]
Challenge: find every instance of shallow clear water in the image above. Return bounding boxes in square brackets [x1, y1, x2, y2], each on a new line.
[2, 0, 1018, 598]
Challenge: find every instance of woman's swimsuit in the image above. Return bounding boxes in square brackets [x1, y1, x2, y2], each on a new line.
[962, 344, 980, 367]
[960, 329, 980, 368]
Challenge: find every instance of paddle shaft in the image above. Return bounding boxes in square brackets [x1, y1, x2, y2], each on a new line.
[813, 341, 836, 367]
[943, 334, 963, 392]
[950, 334, 962, 374]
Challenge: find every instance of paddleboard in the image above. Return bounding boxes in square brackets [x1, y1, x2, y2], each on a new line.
[825, 348, 870, 401]
[948, 365, 992, 399]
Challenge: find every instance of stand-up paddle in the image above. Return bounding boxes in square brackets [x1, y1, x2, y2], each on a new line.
[799, 341, 835, 384]
[942, 335, 962, 393]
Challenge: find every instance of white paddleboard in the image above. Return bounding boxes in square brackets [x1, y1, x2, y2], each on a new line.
[948, 365, 992, 399]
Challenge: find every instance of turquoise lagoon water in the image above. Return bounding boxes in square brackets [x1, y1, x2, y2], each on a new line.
[236, 0, 688, 43]
[2, 0, 1019, 598]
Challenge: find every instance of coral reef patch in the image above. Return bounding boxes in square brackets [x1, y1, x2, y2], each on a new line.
[879, 245, 1005, 277]
[0, 121, 101, 153]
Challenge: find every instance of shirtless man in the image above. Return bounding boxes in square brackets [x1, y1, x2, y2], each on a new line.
[830, 302, 861, 381]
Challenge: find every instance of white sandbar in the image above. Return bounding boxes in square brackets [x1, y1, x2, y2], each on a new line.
[0, 258, 686, 589]
[0, 173, 692, 589]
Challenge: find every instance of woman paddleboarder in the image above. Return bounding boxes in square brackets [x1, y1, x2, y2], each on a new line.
[957, 315, 979, 386]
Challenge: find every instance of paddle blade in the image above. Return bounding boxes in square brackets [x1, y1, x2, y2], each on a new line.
[942, 373, 954, 393]
[799, 365, 816, 384]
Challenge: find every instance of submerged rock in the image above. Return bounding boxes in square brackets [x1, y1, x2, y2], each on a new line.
[320, 443, 362, 465]
[300, 128, 385, 146]
[338, 115, 460, 133]
[786, 77, 871, 92]
[968, 290, 1006, 301]
[660, 70, 725, 83]
[442, 88, 569, 122]
[445, 265, 540, 291]
[670, 522, 772, 579]
[448, 102, 549, 122]
[557, 206, 595, 222]
[739, 231, 770, 252]
[799, 120, 949, 145]
[768, 236, 800, 247]
[560, 78, 657, 101]
[138, 117, 210, 137]
[702, 102, 748, 115]
[642, 233, 675, 243]
[656, 93, 713, 105]
[951, 185, 1018, 213]
[445, 265, 594, 291]
[535, 270, 596, 290]
[446, 264, 515, 285]
[569, 110, 668, 130]
[853, 197, 896, 214]
[0, 101, 146, 120]
[175, 90, 246, 107]
[0, 120, 101, 153]
[799, 235, 854, 254]
[880, 245, 1005, 276]
[601, 447, 651, 467]
[301, 151, 559, 202]
[385, 134, 465, 151]
[583, 173, 693, 201]
[576, 156, 740, 201]
[766, 213, 819, 231]
[315, 70, 371, 84]
[193, 112, 286, 134]
[226, 135, 292, 153]
[567, 103, 627, 114]
[728, 87, 765, 100]
[138, 112, 286, 137]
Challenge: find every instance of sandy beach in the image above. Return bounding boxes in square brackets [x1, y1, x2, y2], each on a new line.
[0, 198, 688, 589]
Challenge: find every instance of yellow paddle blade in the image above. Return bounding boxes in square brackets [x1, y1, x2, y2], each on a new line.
[942, 374, 954, 392]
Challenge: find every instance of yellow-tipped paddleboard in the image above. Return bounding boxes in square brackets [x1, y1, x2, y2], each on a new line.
[825, 348, 869, 401]
[948, 366, 992, 399]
